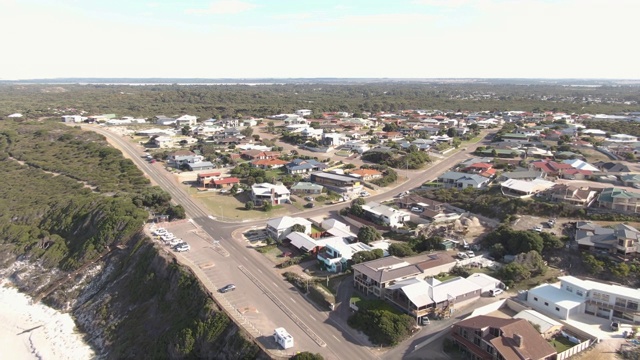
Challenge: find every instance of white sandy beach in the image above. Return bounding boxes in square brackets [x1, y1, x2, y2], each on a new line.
[0, 280, 95, 360]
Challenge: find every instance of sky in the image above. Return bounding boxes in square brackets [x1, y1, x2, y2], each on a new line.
[1, 0, 638, 80]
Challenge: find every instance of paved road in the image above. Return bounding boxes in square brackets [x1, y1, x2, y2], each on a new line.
[83, 125, 493, 359]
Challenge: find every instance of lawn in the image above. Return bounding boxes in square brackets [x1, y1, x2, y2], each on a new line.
[548, 336, 575, 352]
[196, 192, 289, 221]
[510, 267, 563, 291]
[311, 224, 324, 235]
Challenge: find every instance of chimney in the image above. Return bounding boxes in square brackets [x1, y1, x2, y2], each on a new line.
[513, 333, 523, 348]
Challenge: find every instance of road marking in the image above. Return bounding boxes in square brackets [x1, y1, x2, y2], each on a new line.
[332, 335, 341, 342]
[309, 315, 316, 321]
[243, 256, 248, 261]
[272, 282, 278, 287]
[208, 215, 214, 219]
[290, 297, 296, 304]
[256, 269, 262, 273]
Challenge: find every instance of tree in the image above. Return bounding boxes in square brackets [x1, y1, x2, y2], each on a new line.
[447, 127, 457, 138]
[230, 184, 238, 195]
[290, 352, 324, 360]
[181, 125, 191, 136]
[500, 262, 531, 282]
[240, 126, 253, 137]
[357, 226, 381, 244]
[382, 122, 398, 132]
[291, 224, 306, 233]
[167, 204, 186, 220]
[267, 121, 275, 133]
[388, 243, 415, 257]
[263, 202, 273, 212]
[244, 201, 254, 210]
[351, 250, 383, 264]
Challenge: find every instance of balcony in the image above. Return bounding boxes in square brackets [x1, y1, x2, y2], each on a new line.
[587, 299, 640, 315]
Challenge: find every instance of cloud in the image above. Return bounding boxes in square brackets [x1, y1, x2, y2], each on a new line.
[412, 0, 474, 8]
[185, 0, 257, 15]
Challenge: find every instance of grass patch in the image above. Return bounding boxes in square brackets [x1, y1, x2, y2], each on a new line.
[511, 267, 563, 291]
[356, 298, 404, 314]
[311, 224, 324, 235]
[256, 244, 277, 254]
[548, 336, 574, 352]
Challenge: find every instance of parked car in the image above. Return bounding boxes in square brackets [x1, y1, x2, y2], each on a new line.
[175, 243, 190, 252]
[533, 225, 543, 232]
[153, 228, 167, 236]
[305, 202, 315, 208]
[359, 191, 370, 197]
[490, 288, 504, 297]
[466, 251, 476, 258]
[411, 207, 424, 213]
[611, 322, 620, 332]
[219, 284, 236, 293]
[304, 196, 313, 201]
[169, 238, 182, 246]
[457, 252, 468, 259]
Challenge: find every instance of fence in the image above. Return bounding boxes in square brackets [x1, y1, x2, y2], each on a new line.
[556, 338, 596, 360]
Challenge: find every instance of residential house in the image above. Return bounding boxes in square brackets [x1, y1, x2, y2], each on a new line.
[595, 162, 632, 173]
[462, 163, 496, 178]
[175, 115, 198, 127]
[499, 170, 546, 182]
[187, 161, 215, 171]
[562, 159, 599, 172]
[152, 136, 175, 148]
[352, 253, 457, 299]
[250, 182, 290, 205]
[621, 174, 640, 188]
[501, 133, 532, 143]
[513, 310, 563, 340]
[286, 159, 327, 174]
[317, 237, 377, 273]
[607, 134, 638, 143]
[241, 150, 280, 160]
[530, 160, 574, 178]
[251, 158, 288, 169]
[295, 109, 312, 117]
[155, 115, 176, 126]
[527, 276, 640, 323]
[597, 187, 640, 214]
[361, 201, 411, 228]
[197, 172, 222, 187]
[575, 221, 640, 255]
[211, 177, 239, 189]
[167, 150, 199, 167]
[299, 127, 323, 140]
[310, 172, 363, 194]
[545, 185, 597, 207]
[501, 178, 556, 198]
[290, 182, 324, 194]
[266, 216, 312, 241]
[322, 132, 346, 147]
[451, 316, 557, 360]
[438, 172, 491, 189]
[350, 169, 383, 181]
[61, 115, 84, 123]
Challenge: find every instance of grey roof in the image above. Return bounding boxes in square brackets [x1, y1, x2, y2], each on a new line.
[188, 161, 215, 169]
[500, 170, 544, 180]
[291, 182, 323, 190]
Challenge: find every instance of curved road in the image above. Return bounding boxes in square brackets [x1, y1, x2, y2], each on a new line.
[85, 124, 491, 359]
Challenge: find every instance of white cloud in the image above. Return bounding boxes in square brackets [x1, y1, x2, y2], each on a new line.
[185, 0, 257, 15]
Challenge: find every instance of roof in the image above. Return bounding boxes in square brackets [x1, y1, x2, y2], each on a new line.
[212, 177, 239, 185]
[188, 161, 215, 169]
[252, 158, 288, 166]
[513, 309, 562, 334]
[466, 273, 502, 289]
[286, 232, 318, 251]
[598, 187, 640, 203]
[351, 169, 383, 177]
[501, 178, 556, 193]
[291, 182, 324, 190]
[311, 172, 360, 183]
[251, 182, 290, 196]
[560, 275, 640, 300]
[563, 159, 600, 172]
[267, 216, 312, 230]
[528, 283, 583, 310]
[431, 277, 481, 303]
[500, 170, 544, 180]
[455, 316, 556, 360]
[197, 172, 221, 178]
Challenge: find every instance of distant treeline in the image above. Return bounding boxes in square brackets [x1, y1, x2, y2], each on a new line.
[1, 83, 639, 120]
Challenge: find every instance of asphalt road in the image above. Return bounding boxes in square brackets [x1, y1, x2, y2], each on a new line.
[83, 124, 493, 359]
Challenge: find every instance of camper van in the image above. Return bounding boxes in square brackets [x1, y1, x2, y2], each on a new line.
[274, 328, 294, 349]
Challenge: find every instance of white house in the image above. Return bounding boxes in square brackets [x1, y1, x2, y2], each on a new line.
[607, 134, 638, 143]
[317, 237, 376, 273]
[295, 109, 312, 117]
[176, 115, 198, 127]
[7, 113, 23, 118]
[250, 183, 290, 206]
[527, 276, 640, 323]
[61, 115, 85, 123]
[266, 216, 312, 241]
[361, 202, 411, 228]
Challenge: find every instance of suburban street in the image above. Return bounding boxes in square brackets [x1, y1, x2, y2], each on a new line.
[84, 124, 492, 359]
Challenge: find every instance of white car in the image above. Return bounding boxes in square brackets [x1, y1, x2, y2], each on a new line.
[457, 252, 469, 259]
[169, 238, 182, 246]
[490, 288, 504, 297]
[359, 191, 370, 197]
[175, 244, 190, 252]
[533, 225, 543, 232]
[466, 251, 476, 258]
[411, 207, 424, 213]
[153, 228, 167, 236]
[161, 234, 175, 241]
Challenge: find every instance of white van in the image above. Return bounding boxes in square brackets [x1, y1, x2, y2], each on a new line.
[490, 288, 504, 297]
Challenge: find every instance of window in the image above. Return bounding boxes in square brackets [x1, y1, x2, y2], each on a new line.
[545, 302, 549, 306]
[534, 297, 538, 302]
[601, 294, 610, 302]
[576, 290, 584, 296]
[628, 301, 639, 311]
[487, 346, 494, 354]
[474, 337, 481, 346]
[616, 298, 627, 308]
[463, 330, 468, 339]
[556, 307, 560, 311]
[566, 285, 573, 293]
[592, 292, 601, 300]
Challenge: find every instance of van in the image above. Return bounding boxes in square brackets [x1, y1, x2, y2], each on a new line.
[490, 288, 504, 297]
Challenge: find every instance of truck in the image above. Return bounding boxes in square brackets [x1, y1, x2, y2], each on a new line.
[274, 327, 294, 349]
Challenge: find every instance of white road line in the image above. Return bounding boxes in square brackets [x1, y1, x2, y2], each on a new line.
[290, 297, 296, 304]
[309, 315, 316, 321]
[272, 282, 278, 287]
[332, 335, 341, 342]
[257, 269, 262, 273]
